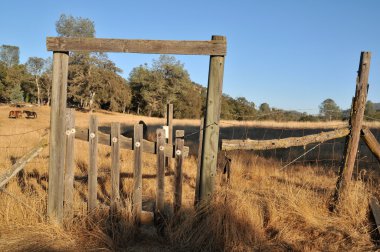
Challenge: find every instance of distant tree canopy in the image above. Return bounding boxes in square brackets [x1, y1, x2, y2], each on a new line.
[129, 55, 203, 118]
[2, 14, 379, 122]
[319, 98, 342, 120]
[0, 45, 19, 67]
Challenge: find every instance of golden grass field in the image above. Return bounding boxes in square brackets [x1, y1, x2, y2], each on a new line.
[0, 105, 379, 251]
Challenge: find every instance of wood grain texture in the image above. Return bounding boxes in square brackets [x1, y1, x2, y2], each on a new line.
[361, 126, 380, 163]
[370, 197, 380, 236]
[222, 128, 350, 151]
[199, 36, 226, 203]
[111, 123, 121, 211]
[133, 124, 143, 224]
[64, 109, 75, 219]
[333, 52, 371, 204]
[88, 115, 98, 212]
[46, 37, 227, 56]
[174, 130, 185, 214]
[156, 129, 166, 215]
[74, 126, 189, 157]
[48, 51, 69, 223]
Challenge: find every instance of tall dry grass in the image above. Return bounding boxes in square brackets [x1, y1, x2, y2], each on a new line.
[0, 105, 378, 251]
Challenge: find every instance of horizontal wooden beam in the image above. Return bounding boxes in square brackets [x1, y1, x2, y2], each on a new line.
[222, 127, 350, 151]
[361, 126, 380, 163]
[75, 126, 189, 157]
[370, 197, 380, 236]
[46, 37, 227, 55]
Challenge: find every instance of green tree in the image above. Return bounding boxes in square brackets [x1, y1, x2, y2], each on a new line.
[26, 57, 45, 106]
[56, 14, 95, 37]
[0, 45, 19, 67]
[319, 98, 342, 120]
[365, 100, 376, 119]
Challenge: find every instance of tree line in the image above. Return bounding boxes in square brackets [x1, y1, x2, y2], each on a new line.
[1, 14, 379, 121]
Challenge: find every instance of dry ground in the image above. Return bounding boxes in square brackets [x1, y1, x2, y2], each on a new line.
[0, 105, 379, 251]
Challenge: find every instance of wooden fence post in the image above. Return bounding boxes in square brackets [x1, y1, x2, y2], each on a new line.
[194, 117, 204, 206]
[332, 51, 371, 207]
[174, 130, 185, 214]
[88, 115, 98, 212]
[166, 104, 173, 170]
[156, 129, 166, 215]
[198, 35, 226, 203]
[111, 123, 121, 211]
[133, 124, 143, 224]
[64, 109, 75, 219]
[48, 51, 69, 223]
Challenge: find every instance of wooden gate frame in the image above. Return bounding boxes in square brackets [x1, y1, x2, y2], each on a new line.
[46, 36, 227, 221]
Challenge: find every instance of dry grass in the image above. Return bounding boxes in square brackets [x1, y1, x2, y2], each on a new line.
[0, 105, 378, 251]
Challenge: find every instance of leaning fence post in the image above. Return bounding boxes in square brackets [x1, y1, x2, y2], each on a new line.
[88, 115, 98, 212]
[174, 130, 185, 214]
[332, 51, 371, 208]
[111, 123, 121, 212]
[48, 51, 69, 223]
[199, 35, 226, 204]
[64, 109, 75, 220]
[133, 124, 143, 224]
[156, 129, 166, 216]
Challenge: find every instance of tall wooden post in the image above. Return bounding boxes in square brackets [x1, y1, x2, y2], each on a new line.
[174, 130, 185, 213]
[332, 52, 371, 207]
[194, 117, 204, 205]
[64, 108, 75, 220]
[156, 129, 166, 215]
[133, 124, 143, 224]
[88, 115, 98, 212]
[166, 104, 173, 170]
[111, 123, 121, 212]
[198, 36, 226, 203]
[48, 51, 69, 223]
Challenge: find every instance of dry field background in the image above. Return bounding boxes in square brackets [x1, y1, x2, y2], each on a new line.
[0, 105, 379, 251]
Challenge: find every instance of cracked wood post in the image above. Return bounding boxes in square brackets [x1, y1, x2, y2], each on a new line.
[198, 35, 226, 204]
[88, 115, 98, 212]
[64, 109, 75, 220]
[111, 122, 121, 212]
[156, 129, 166, 216]
[48, 51, 69, 223]
[332, 52, 371, 207]
[194, 117, 204, 206]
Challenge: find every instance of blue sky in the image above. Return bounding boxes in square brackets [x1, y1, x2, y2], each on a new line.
[1, 0, 379, 114]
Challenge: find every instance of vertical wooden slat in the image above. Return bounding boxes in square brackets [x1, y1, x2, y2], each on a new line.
[88, 115, 98, 212]
[174, 130, 184, 214]
[64, 109, 75, 219]
[156, 129, 166, 214]
[199, 35, 226, 203]
[333, 51, 371, 207]
[194, 117, 204, 206]
[133, 124, 143, 224]
[111, 122, 121, 211]
[166, 104, 173, 170]
[48, 51, 69, 223]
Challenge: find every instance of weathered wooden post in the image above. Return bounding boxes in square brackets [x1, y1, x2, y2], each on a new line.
[64, 109, 75, 219]
[198, 35, 226, 203]
[194, 117, 204, 205]
[165, 104, 173, 170]
[332, 51, 371, 207]
[174, 130, 185, 213]
[48, 51, 69, 223]
[361, 126, 380, 163]
[156, 129, 166, 215]
[133, 124, 143, 224]
[111, 123, 121, 211]
[88, 115, 98, 212]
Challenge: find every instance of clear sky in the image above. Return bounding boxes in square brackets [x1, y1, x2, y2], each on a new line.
[1, 0, 379, 114]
